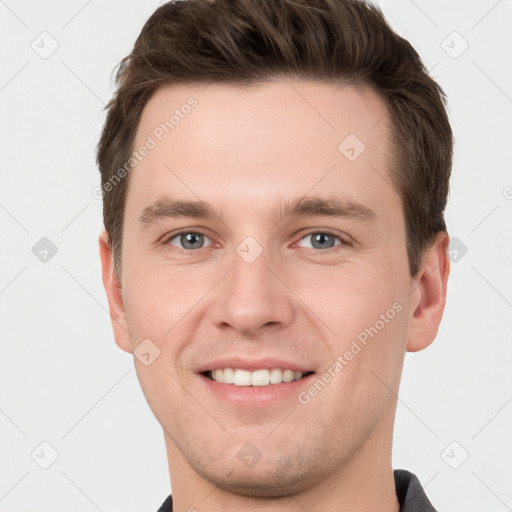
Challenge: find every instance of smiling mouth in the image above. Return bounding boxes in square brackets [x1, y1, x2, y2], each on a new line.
[202, 368, 314, 386]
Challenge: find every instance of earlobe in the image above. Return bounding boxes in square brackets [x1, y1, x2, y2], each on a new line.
[98, 230, 132, 354]
[406, 231, 450, 352]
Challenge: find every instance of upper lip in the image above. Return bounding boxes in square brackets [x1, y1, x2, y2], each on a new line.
[196, 357, 314, 374]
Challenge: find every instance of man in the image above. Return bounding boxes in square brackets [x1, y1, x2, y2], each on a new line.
[97, 0, 452, 510]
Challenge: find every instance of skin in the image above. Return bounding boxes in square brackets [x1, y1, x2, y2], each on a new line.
[100, 77, 449, 512]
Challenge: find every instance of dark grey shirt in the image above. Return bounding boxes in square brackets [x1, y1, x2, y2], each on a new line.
[156, 469, 437, 511]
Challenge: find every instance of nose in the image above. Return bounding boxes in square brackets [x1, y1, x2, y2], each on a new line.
[209, 244, 295, 337]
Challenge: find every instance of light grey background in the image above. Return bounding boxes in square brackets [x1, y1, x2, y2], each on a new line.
[1, 0, 511, 510]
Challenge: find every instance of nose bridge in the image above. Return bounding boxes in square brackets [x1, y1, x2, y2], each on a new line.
[211, 240, 294, 336]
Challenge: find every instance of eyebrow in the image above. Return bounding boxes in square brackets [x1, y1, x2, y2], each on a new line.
[138, 195, 377, 227]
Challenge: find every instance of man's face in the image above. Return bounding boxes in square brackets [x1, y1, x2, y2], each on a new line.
[110, 78, 420, 495]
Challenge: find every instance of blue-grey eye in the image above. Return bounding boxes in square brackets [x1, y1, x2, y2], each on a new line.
[168, 232, 212, 250]
[297, 232, 342, 250]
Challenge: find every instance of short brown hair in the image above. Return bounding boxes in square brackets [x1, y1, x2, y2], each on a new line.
[97, 0, 453, 277]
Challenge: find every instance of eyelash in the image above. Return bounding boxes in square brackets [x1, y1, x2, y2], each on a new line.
[162, 229, 350, 252]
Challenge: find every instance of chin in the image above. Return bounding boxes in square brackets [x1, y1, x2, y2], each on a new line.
[190, 445, 333, 499]
[203, 465, 321, 498]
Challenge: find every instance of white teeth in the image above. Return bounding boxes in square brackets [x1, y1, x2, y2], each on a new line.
[223, 367, 234, 384]
[233, 369, 252, 386]
[282, 369, 294, 383]
[251, 369, 270, 386]
[269, 368, 283, 384]
[209, 368, 306, 386]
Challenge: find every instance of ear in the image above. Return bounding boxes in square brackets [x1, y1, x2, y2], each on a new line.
[98, 230, 132, 353]
[406, 231, 450, 352]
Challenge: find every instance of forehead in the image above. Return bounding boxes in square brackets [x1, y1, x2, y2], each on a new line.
[136, 77, 390, 157]
[128, 77, 399, 222]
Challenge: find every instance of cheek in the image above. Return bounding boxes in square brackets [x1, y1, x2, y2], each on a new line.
[123, 269, 200, 426]
[121, 263, 221, 387]
[299, 266, 408, 428]
[122, 264, 204, 342]
[292, 263, 404, 343]
[293, 263, 409, 401]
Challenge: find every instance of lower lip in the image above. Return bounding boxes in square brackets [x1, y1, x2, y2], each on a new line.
[198, 373, 315, 408]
